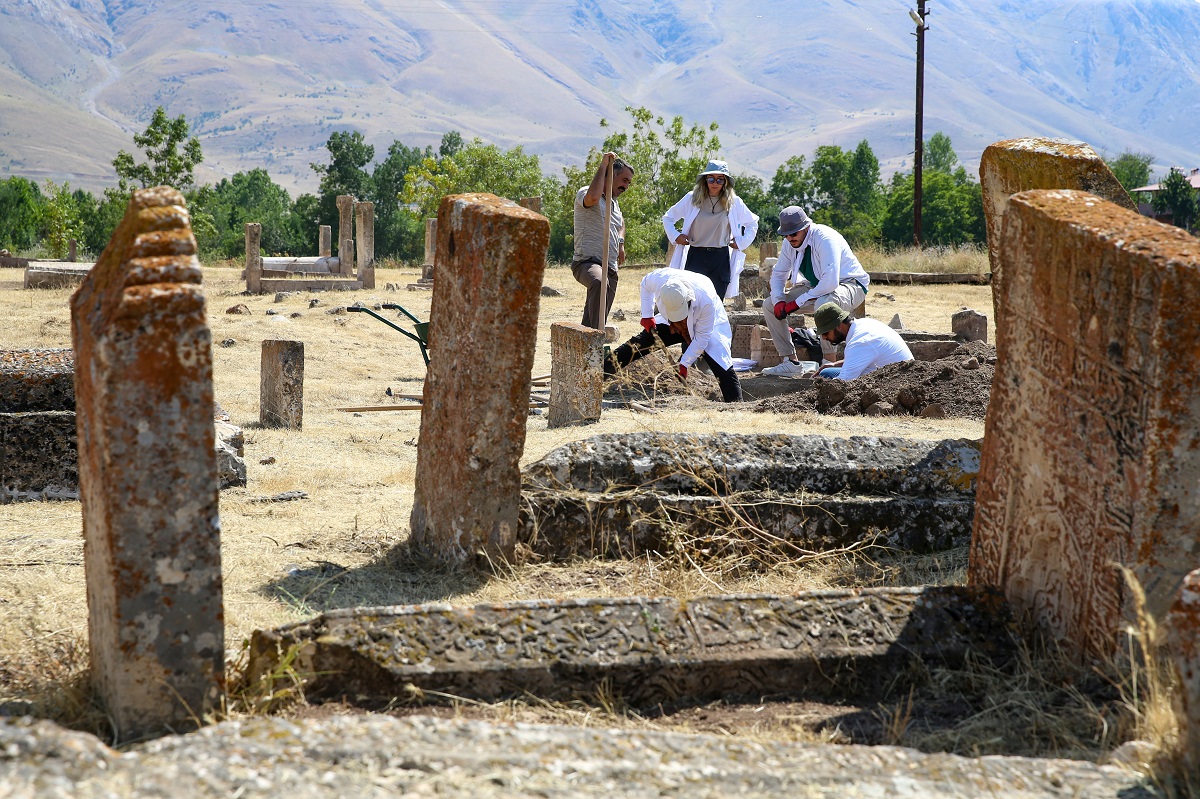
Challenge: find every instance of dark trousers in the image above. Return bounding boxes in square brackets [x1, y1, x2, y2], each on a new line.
[606, 324, 742, 403]
[684, 246, 730, 301]
[572, 258, 618, 330]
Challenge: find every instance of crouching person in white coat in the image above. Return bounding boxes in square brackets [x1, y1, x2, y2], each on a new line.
[604, 268, 742, 402]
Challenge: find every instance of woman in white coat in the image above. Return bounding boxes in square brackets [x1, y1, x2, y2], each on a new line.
[661, 160, 759, 301]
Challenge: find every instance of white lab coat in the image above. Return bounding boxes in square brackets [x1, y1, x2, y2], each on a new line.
[639, 268, 734, 370]
[661, 192, 759, 299]
[768, 223, 870, 306]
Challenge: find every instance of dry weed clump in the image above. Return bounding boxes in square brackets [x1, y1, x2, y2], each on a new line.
[855, 242, 990, 274]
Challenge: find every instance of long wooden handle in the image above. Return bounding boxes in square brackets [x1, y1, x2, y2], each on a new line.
[596, 160, 614, 331]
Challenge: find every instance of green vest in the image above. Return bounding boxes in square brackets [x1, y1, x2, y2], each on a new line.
[797, 246, 817, 286]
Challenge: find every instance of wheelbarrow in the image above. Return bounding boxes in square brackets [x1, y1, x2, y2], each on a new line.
[347, 303, 430, 366]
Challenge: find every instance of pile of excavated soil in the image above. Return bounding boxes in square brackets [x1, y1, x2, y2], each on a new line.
[755, 341, 996, 420]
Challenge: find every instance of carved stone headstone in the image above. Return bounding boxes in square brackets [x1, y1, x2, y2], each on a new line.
[70, 186, 223, 740]
[969, 189, 1200, 656]
[68, 238, 77, 262]
[978, 137, 1134, 318]
[336, 195, 355, 275]
[548, 322, 604, 428]
[410, 194, 549, 563]
[518, 196, 543, 213]
[1166, 567, 1200, 775]
[760, 241, 779, 260]
[951, 308, 987, 343]
[424, 217, 437, 269]
[245, 223, 262, 294]
[319, 225, 331, 258]
[260, 340, 304, 430]
[355, 201, 375, 289]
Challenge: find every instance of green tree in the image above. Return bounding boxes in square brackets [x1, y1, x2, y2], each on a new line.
[801, 141, 883, 244]
[311, 131, 375, 236]
[1151, 167, 1199, 232]
[0, 177, 44, 252]
[560, 106, 719, 260]
[731, 173, 772, 243]
[204, 169, 297, 258]
[112, 106, 204, 192]
[881, 169, 984, 246]
[41, 180, 82, 259]
[1105, 150, 1154, 196]
[923, 132, 959, 174]
[80, 189, 129, 256]
[438, 131, 464, 160]
[400, 139, 548, 221]
[372, 140, 431, 260]
[768, 155, 815, 214]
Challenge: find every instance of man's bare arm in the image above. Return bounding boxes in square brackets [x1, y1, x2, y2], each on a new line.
[582, 151, 617, 208]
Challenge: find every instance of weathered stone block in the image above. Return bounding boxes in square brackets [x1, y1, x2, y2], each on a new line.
[521, 434, 981, 559]
[70, 186, 224, 740]
[410, 194, 549, 563]
[245, 222, 262, 294]
[318, 225, 331, 258]
[23, 264, 91, 289]
[951, 308, 988, 343]
[424, 217, 437, 267]
[979, 137, 1133, 317]
[248, 586, 1015, 708]
[0, 349, 75, 412]
[750, 325, 784, 367]
[355, 201, 375, 289]
[336, 195, 355, 275]
[969, 189, 1200, 656]
[731, 324, 755, 360]
[0, 411, 78, 503]
[548, 322, 603, 428]
[261, 340, 304, 430]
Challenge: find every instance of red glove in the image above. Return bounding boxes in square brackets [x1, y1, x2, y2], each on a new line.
[783, 300, 800, 314]
[773, 302, 787, 320]
[678, 364, 688, 380]
[640, 317, 656, 333]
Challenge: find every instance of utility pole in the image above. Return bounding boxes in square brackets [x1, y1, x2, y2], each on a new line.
[910, 2, 928, 248]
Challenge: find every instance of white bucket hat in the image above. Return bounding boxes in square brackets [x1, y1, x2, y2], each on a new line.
[699, 160, 732, 179]
[658, 278, 695, 322]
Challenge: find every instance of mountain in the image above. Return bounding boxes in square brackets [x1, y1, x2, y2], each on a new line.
[2, 0, 1198, 195]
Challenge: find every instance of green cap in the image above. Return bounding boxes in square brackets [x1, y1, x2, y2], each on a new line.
[814, 302, 850, 335]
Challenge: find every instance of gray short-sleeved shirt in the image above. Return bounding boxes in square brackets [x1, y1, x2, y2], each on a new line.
[573, 187, 623, 266]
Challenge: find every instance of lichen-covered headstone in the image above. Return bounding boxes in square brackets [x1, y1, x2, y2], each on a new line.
[260, 340, 304, 430]
[969, 189, 1200, 656]
[70, 186, 223, 740]
[409, 194, 549, 563]
[979, 137, 1133, 319]
[1167, 567, 1200, 775]
[548, 322, 603, 428]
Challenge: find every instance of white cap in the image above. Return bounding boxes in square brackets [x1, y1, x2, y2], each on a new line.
[658, 278, 694, 322]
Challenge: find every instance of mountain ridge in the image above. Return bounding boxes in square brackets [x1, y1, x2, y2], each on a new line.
[1, 0, 1198, 195]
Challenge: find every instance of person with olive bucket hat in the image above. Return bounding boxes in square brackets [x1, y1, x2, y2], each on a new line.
[604, 267, 742, 402]
[761, 206, 871, 377]
[661, 160, 759, 301]
[811, 302, 912, 381]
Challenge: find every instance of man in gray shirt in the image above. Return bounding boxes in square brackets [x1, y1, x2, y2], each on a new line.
[573, 151, 634, 329]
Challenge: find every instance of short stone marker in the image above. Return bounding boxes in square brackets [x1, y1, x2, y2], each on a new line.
[1167, 567, 1200, 776]
[70, 186, 224, 740]
[260, 340, 304, 430]
[336, 195, 355, 275]
[547, 322, 604, 428]
[951, 308, 987, 343]
[355, 201, 375, 289]
[978, 137, 1133, 318]
[245, 222, 262, 294]
[409, 193, 549, 564]
[424, 217, 437, 269]
[318, 224, 331, 258]
[750, 325, 784, 368]
[969, 189, 1200, 656]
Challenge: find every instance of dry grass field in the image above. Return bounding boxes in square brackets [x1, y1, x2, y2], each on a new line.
[0, 254, 1190, 792]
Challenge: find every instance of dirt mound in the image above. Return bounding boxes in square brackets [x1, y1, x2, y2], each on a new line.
[755, 341, 996, 420]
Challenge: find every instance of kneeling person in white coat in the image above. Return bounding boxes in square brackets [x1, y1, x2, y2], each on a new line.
[812, 302, 913, 381]
[605, 268, 742, 402]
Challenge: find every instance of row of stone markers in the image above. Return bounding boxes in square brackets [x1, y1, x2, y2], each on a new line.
[245, 195, 375, 294]
[74, 148, 1198, 774]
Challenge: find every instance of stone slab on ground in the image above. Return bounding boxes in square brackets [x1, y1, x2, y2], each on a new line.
[256, 278, 363, 293]
[249, 587, 1014, 707]
[521, 434, 980, 558]
[0, 349, 75, 412]
[0, 715, 1157, 799]
[0, 411, 78, 503]
[526, 433, 980, 496]
[23, 263, 93, 289]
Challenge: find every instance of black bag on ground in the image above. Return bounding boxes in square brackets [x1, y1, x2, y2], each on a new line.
[790, 327, 824, 363]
